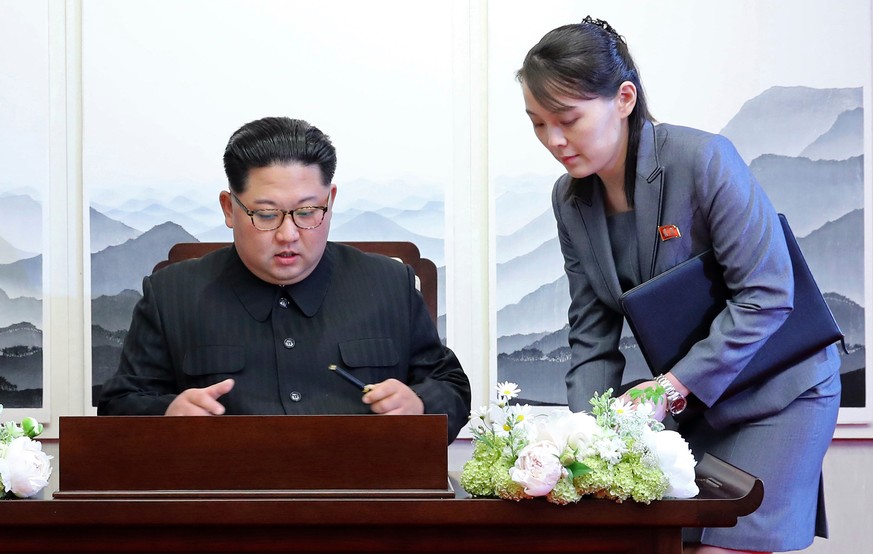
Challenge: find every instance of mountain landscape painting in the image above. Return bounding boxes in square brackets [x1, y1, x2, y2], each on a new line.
[496, 86, 867, 412]
[0, 189, 44, 409]
[86, 180, 447, 405]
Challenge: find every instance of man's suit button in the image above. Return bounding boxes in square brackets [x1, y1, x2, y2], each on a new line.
[283, 338, 295, 349]
[289, 391, 302, 402]
[279, 298, 289, 308]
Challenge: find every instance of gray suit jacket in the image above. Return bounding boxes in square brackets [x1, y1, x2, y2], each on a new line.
[553, 121, 840, 429]
[98, 242, 471, 442]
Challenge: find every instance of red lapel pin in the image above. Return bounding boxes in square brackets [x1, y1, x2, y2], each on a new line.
[658, 224, 681, 241]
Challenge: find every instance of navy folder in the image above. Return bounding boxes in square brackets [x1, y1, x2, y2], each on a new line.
[619, 214, 844, 402]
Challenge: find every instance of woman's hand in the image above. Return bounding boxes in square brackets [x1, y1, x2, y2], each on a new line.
[619, 380, 668, 421]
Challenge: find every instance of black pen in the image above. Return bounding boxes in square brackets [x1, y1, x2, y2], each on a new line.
[328, 364, 373, 393]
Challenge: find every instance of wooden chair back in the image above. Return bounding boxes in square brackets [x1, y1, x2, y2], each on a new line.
[153, 241, 438, 324]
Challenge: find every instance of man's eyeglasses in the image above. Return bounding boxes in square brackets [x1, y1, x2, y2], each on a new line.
[231, 192, 330, 231]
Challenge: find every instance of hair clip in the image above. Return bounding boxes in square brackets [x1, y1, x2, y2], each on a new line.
[581, 15, 621, 38]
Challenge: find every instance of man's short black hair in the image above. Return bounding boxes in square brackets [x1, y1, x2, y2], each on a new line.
[223, 117, 337, 193]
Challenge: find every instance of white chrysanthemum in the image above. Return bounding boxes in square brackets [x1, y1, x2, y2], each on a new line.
[611, 397, 634, 417]
[633, 400, 655, 419]
[507, 404, 532, 428]
[469, 405, 491, 430]
[611, 399, 661, 451]
[489, 405, 510, 436]
[495, 381, 521, 400]
[642, 427, 699, 498]
[593, 428, 625, 465]
[509, 441, 567, 496]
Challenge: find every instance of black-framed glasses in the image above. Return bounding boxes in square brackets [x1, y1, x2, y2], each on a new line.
[231, 192, 330, 231]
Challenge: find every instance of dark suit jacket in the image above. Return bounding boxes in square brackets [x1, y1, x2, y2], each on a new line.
[553, 121, 840, 429]
[98, 242, 471, 442]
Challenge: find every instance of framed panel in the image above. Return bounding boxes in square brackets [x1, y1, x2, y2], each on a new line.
[82, 0, 456, 407]
[490, 0, 872, 436]
[0, 1, 51, 421]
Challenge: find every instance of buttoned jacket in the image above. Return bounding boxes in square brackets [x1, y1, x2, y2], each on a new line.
[553, 121, 839, 428]
[97, 242, 471, 441]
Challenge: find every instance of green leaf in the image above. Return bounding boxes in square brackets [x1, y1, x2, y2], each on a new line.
[566, 461, 592, 479]
[628, 385, 665, 404]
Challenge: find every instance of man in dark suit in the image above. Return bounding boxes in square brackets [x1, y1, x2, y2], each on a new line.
[98, 117, 471, 442]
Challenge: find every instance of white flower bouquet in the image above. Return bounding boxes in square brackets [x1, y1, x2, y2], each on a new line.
[0, 405, 53, 499]
[460, 382, 698, 504]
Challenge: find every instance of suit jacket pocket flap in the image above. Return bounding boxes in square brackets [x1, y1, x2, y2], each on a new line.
[339, 339, 399, 368]
[183, 345, 246, 376]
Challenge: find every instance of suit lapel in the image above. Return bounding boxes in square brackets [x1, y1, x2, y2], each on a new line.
[573, 179, 623, 308]
[569, 121, 666, 307]
[634, 121, 665, 281]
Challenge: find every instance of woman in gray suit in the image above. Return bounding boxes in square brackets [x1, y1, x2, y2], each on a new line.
[517, 17, 841, 554]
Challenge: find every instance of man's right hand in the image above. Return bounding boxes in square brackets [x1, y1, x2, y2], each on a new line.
[165, 378, 235, 416]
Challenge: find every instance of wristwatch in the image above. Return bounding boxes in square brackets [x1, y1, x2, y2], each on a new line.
[655, 374, 687, 416]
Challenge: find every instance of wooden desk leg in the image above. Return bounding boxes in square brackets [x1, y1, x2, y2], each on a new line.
[654, 527, 684, 554]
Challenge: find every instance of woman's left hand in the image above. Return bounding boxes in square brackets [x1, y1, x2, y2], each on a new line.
[619, 380, 668, 422]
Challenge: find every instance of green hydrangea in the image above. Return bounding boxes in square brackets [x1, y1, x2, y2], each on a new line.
[490, 457, 528, 501]
[460, 457, 497, 497]
[573, 452, 667, 504]
[574, 455, 616, 498]
[626, 462, 668, 504]
[546, 473, 582, 505]
[608, 453, 668, 504]
[460, 439, 506, 497]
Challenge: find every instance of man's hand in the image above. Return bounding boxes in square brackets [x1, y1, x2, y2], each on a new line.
[165, 379, 235, 416]
[362, 378, 424, 415]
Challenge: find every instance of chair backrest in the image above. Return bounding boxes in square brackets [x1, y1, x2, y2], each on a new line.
[152, 241, 438, 324]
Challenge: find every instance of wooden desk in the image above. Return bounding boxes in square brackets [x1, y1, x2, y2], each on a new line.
[0, 455, 761, 554]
